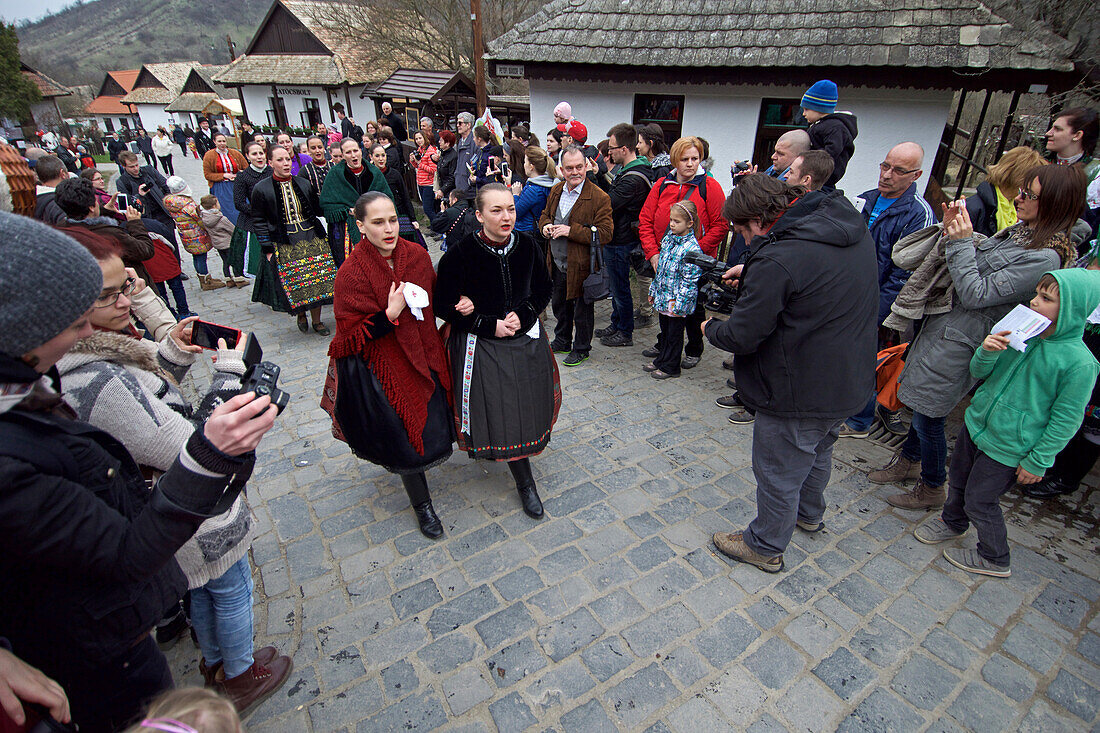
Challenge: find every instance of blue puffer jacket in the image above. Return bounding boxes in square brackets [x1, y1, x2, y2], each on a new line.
[514, 175, 555, 232]
[860, 183, 936, 324]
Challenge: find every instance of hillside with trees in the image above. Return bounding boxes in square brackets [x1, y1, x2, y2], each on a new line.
[16, 0, 269, 86]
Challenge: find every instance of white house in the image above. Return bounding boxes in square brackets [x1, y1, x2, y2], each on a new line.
[165, 65, 240, 131]
[487, 0, 1079, 200]
[83, 70, 141, 134]
[121, 62, 198, 132]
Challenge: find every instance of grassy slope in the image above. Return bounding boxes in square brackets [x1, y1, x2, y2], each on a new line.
[17, 0, 269, 86]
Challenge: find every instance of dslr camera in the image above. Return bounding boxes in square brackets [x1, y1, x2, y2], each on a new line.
[685, 250, 740, 315]
[239, 335, 289, 414]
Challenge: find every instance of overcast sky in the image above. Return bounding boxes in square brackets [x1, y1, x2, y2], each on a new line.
[1, 0, 72, 25]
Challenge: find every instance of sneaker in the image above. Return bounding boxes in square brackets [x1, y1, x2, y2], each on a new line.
[595, 326, 617, 339]
[913, 516, 966, 544]
[635, 314, 652, 328]
[681, 355, 701, 369]
[868, 452, 921, 484]
[641, 345, 660, 358]
[715, 393, 743, 409]
[796, 518, 825, 533]
[886, 479, 946, 510]
[727, 408, 755, 425]
[642, 362, 659, 372]
[726, 377, 737, 390]
[877, 405, 908, 436]
[550, 340, 572, 354]
[838, 422, 870, 439]
[1023, 476, 1076, 499]
[601, 331, 633, 347]
[942, 547, 1010, 577]
[712, 531, 783, 573]
[562, 351, 589, 367]
[651, 369, 679, 379]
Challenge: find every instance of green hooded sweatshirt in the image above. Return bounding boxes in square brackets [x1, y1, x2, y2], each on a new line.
[965, 268, 1100, 475]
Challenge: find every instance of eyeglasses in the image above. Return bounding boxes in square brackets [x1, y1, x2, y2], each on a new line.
[879, 163, 920, 176]
[1017, 188, 1040, 201]
[93, 277, 136, 308]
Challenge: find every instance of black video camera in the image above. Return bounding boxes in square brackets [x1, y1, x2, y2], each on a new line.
[684, 250, 739, 315]
[239, 335, 289, 414]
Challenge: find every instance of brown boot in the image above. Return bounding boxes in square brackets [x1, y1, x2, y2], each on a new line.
[218, 655, 294, 716]
[199, 274, 226, 291]
[200, 646, 278, 688]
[223, 276, 237, 288]
[713, 531, 783, 573]
[868, 452, 921, 484]
[887, 479, 946, 510]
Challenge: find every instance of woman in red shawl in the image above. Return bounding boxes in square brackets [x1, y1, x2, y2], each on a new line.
[323, 192, 454, 538]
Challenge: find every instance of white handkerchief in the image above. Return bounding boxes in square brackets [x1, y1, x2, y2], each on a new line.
[403, 282, 429, 321]
[526, 320, 540, 339]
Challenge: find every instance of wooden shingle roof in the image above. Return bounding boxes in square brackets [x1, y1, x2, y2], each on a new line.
[488, 0, 1075, 74]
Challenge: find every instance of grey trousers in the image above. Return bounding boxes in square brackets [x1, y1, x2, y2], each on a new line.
[744, 412, 843, 557]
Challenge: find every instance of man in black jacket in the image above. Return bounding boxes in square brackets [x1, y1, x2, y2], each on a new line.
[106, 133, 127, 175]
[592, 122, 653, 347]
[380, 101, 408, 142]
[116, 151, 175, 233]
[193, 118, 216, 157]
[705, 174, 877, 573]
[33, 154, 68, 225]
[0, 212, 276, 732]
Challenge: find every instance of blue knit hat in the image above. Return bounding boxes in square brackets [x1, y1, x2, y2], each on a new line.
[801, 80, 838, 114]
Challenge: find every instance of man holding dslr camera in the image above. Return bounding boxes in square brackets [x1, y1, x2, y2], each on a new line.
[704, 174, 877, 572]
[0, 213, 277, 731]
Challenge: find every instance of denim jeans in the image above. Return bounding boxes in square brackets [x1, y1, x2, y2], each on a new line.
[603, 244, 633, 335]
[900, 411, 947, 487]
[847, 393, 878, 432]
[192, 253, 208, 276]
[153, 276, 190, 317]
[189, 556, 255, 678]
[418, 184, 438, 226]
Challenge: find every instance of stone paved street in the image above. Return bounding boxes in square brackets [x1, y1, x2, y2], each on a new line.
[140, 155, 1100, 731]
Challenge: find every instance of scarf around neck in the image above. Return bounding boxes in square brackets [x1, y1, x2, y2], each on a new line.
[328, 237, 451, 453]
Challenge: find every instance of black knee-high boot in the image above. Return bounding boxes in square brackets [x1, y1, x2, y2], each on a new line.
[508, 458, 543, 519]
[401, 472, 443, 538]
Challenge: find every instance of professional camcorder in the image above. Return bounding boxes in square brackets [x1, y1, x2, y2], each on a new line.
[685, 250, 739, 315]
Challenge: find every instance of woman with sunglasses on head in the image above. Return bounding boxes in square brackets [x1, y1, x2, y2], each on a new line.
[869, 164, 1086, 511]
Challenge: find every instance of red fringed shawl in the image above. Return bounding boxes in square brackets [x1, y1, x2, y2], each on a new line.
[328, 237, 451, 453]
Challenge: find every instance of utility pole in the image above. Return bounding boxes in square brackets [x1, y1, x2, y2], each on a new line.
[470, 0, 486, 114]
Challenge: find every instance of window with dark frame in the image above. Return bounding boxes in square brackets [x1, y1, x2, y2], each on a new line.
[301, 98, 321, 128]
[104, 118, 115, 132]
[632, 94, 684, 146]
[752, 98, 806, 171]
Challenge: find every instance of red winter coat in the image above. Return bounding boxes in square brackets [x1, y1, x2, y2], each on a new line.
[639, 173, 728, 259]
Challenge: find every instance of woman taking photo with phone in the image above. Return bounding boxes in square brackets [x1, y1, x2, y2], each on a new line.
[54, 228, 294, 716]
[250, 144, 337, 335]
[434, 183, 558, 519]
[323, 192, 454, 538]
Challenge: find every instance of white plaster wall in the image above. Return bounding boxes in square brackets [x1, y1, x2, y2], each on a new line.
[238, 85, 371, 129]
[135, 104, 174, 132]
[528, 80, 954, 199]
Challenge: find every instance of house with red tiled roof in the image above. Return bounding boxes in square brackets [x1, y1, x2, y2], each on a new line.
[84, 70, 141, 134]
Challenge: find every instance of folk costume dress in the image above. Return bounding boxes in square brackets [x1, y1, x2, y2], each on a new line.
[319, 161, 392, 267]
[249, 173, 336, 314]
[201, 147, 246, 224]
[434, 230, 560, 460]
[321, 237, 454, 473]
[232, 163, 270, 276]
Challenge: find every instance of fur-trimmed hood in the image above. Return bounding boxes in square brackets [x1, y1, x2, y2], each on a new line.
[57, 331, 178, 385]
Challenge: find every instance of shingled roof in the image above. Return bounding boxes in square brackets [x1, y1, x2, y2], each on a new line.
[215, 54, 346, 86]
[166, 65, 236, 112]
[122, 62, 198, 105]
[21, 63, 71, 99]
[488, 0, 1076, 75]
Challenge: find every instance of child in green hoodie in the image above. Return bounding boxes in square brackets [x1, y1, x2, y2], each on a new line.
[913, 268, 1100, 577]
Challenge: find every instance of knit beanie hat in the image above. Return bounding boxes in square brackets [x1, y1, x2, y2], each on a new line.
[566, 120, 588, 145]
[0, 211, 102, 358]
[554, 101, 572, 119]
[166, 175, 188, 194]
[801, 80, 838, 114]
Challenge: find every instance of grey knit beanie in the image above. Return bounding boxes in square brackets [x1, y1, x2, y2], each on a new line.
[0, 211, 102, 357]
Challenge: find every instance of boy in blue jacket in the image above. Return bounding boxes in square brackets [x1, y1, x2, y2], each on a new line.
[913, 269, 1100, 576]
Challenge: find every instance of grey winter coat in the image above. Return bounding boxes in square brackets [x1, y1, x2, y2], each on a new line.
[896, 225, 1060, 417]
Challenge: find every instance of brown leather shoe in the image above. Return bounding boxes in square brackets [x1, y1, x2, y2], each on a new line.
[712, 531, 783, 573]
[887, 479, 946, 510]
[201, 646, 279, 688]
[218, 655, 294, 716]
[868, 452, 921, 485]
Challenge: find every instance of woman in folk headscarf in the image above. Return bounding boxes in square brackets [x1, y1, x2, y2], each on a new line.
[322, 192, 453, 538]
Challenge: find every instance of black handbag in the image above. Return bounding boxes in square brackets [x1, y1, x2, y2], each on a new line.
[582, 225, 610, 304]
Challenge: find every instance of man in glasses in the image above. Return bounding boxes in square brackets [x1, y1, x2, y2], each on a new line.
[840, 141, 935, 439]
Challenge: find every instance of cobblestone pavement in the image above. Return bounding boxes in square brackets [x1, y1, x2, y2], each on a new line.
[146, 156, 1100, 731]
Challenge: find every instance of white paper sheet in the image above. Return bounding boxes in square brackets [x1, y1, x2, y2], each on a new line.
[991, 304, 1051, 352]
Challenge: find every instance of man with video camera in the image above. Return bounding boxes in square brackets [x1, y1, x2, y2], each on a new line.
[0, 213, 278, 731]
[704, 174, 877, 573]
